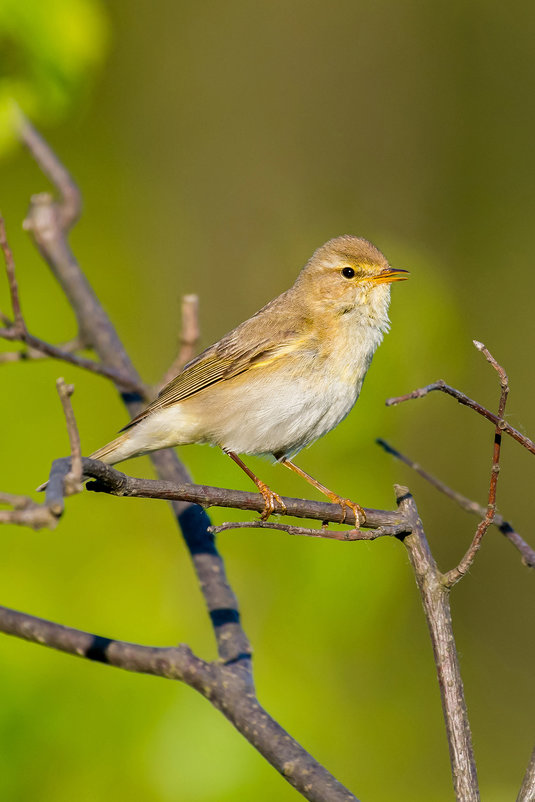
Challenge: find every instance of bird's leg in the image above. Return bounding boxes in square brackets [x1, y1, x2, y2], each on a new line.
[224, 450, 286, 520]
[281, 459, 366, 526]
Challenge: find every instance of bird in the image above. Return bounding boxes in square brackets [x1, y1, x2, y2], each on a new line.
[89, 236, 408, 525]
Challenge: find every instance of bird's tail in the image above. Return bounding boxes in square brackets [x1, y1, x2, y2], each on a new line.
[36, 431, 137, 492]
[89, 431, 137, 465]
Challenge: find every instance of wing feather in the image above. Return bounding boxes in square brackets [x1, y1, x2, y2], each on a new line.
[122, 299, 310, 431]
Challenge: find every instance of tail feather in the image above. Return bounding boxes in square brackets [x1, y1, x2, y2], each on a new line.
[89, 431, 135, 465]
[37, 431, 137, 492]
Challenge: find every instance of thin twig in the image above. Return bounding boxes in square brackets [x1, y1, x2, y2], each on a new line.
[377, 439, 535, 568]
[444, 344, 508, 587]
[0, 326, 145, 392]
[210, 520, 408, 540]
[159, 294, 200, 389]
[0, 492, 59, 530]
[0, 336, 85, 365]
[56, 378, 83, 495]
[0, 215, 25, 333]
[0, 492, 34, 510]
[16, 113, 82, 230]
[386, 382, 535, 456]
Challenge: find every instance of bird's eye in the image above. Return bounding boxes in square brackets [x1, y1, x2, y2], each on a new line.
[341, 266, 355, 279]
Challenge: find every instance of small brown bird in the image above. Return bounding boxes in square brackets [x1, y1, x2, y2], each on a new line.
[90, 236, 408, 524]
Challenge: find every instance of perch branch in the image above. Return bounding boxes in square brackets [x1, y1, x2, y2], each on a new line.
[42, 456, 406, 531]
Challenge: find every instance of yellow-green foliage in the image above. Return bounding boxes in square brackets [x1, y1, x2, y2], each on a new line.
[0, 0, 109, 154]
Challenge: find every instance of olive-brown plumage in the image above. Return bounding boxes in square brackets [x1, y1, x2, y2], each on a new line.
[91, 236, 408, 523]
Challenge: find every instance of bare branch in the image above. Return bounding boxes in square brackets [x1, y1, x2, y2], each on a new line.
[17, 113, 82, 230]
[0, 492, 34, 509]
[517, 744, 535, 802]
[42, 456, 407, 531]
[386, 379, 535, 456]
[0, 214, 26, 334]
[377, 439, 535, 569]
[0, 336, 83, 365]
[0, 492, 59, 530]
[0, 325, 146, 392]
[396, 486, 480, 801]
[210, 520, 407, 540]
[56, 378, 83, 494]
[0, 602, 361, 802]
[159, 294, 200, 389]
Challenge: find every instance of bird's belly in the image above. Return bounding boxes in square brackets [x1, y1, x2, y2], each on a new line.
[194, 367, 361, 458]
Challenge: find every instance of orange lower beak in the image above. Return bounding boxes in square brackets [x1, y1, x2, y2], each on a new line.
[372, 268, 410, 285]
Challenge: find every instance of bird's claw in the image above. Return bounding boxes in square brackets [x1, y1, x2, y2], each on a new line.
[328, 494, 366, 527]
[257, 481, 286, 520]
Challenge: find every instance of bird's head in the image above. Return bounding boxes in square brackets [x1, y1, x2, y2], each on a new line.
[296, 235, 409, 319]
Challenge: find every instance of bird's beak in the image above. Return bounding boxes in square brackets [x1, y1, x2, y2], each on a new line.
[372, 267, 410, 285]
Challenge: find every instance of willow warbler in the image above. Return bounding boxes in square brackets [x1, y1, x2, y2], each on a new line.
[91, 236, 408, 524]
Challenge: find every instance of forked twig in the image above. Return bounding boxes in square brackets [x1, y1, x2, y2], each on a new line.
[0, 492, 59, 530]
[0, 215, 145, 393]
[442, 343, 508, 586]
[386, 348, 535, 457]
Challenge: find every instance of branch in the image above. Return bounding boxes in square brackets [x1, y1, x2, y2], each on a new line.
[517, 744, 535, 802]
[395, 486, 480, 801]
[0, 492, 59, 530]
[0, 603, 361, 802]
[17, 110, 82, 230]
[443, 346, 507, 586]
[0, 336, 83, 364]
[158, 293, 200, 389]
[42, 456, 406, 531]
[0, 215, 25, 333]
[386, 343, 535, 458]
[210, 520, 407, 540]
[377, 440, 535, 569]
[0, 214, 146, 393]
[56, 378, 83, 495]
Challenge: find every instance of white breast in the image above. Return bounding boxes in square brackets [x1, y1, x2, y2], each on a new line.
[208, 306, 387, 459]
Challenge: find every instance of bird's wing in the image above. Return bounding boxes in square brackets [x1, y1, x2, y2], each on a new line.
[122, 303, 310, 430]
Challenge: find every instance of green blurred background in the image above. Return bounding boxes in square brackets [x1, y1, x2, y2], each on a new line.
[1, 1, 534, 800]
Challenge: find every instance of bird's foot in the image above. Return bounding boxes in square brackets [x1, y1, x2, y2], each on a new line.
[327, 493, 366, 527]
[256, 481, 286, 520]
